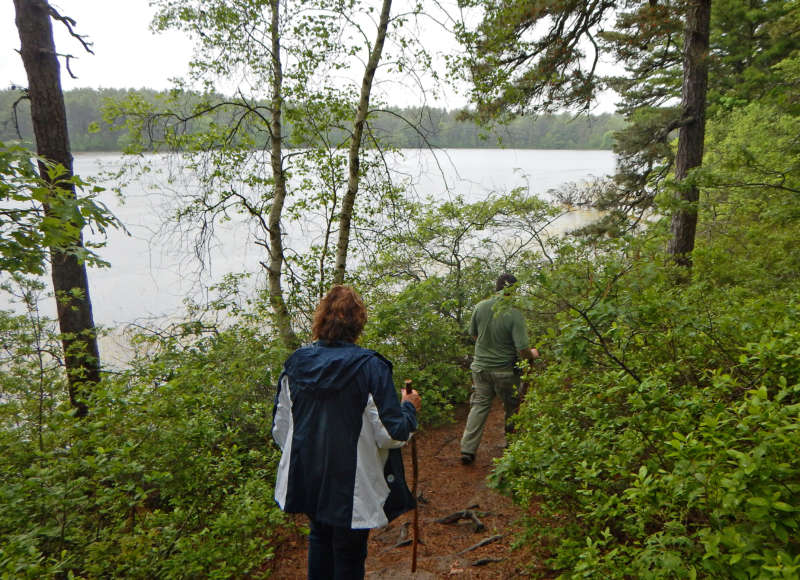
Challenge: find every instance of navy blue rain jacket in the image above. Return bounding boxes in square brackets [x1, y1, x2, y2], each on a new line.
[272, 340, 417, 528]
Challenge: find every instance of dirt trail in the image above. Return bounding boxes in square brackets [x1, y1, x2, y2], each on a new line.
[267, 400, 540, 578]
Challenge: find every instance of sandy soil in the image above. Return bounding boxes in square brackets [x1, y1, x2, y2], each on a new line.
[265, 400, 543, 579]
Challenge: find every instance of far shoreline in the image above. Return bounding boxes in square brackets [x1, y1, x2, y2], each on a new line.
[70, 146, 616, 155]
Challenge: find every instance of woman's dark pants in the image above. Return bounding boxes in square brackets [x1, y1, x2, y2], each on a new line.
[308, 519, 370, 579]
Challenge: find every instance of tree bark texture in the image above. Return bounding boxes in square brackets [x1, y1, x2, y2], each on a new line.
[14, 0, 100, 417]
[667, 0, 711, 267]
[267, 0, 299, 349]
[332, 0, 393, 285]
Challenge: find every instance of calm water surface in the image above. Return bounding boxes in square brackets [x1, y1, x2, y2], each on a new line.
[24, 149, 614, 361]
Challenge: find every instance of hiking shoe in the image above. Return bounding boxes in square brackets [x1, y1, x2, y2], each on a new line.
[460, 452, 475, 465]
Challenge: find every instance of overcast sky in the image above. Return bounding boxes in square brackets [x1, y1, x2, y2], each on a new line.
[2, 1, 617, 113]
[1, 0, 192, 91]
[0, 1, 465, 107]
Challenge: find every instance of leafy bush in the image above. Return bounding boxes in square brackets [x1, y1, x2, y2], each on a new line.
[0, 311, 287, 579]
[486, 84, 800, 576]
[494, 232, 800, 577]
[363, 277, 472, 425]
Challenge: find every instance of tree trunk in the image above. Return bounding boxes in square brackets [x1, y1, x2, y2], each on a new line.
[667, 0, 711, 268]
[13, 0, 100, 417]
[332, 0, 393, 285]
[267, 0, 299, 349]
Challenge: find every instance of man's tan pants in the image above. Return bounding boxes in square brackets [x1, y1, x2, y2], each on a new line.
[460, 368, 522, 456]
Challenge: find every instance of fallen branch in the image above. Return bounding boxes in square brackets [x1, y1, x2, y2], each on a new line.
[472, 557, 504, 566]
[436, 510, 471, 524]
[389, 521, 410, 549]
[457, 534, 504, 555]
[435, 508, 487, 532]
[468, 512, 485, 533]
[383, 521, 426, 551]
[435, 504, 480, 523]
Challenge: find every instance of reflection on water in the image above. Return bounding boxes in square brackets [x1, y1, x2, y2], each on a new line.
[3, 149, 615, 364]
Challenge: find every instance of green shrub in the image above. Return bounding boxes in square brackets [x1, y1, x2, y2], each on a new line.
[363, 277, 472, 425]
[493, 233, 800, 578]
[0, 315, 287, 579]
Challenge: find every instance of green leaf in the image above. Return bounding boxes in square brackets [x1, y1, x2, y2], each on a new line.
[772, 501, 795, 512]
[746, 497, 769, 507]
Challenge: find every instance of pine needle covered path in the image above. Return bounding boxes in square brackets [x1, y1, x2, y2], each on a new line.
[267, 400, 544, 578]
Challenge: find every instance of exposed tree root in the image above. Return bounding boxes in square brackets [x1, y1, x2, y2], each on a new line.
[458, 534, 505, 555]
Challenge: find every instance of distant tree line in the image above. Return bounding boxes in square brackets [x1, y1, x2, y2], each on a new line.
[370, 107, 624, 149]
[0, 88, 624, 152]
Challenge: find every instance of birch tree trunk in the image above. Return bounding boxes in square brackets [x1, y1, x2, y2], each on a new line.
[332, 0, 393, 285]
[267, 0, 299, 349]
[13, 0, 100, 417]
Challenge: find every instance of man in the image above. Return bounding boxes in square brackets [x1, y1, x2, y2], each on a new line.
[460, 273, 538, 465]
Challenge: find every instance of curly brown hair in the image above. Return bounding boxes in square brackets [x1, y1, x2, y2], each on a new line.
[311, 285, 367, 343]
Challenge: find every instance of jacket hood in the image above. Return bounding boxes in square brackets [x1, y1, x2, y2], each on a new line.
[282, 340, 385, 393]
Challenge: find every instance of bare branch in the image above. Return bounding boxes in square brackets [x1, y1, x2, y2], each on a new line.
[47, 4, 94, 55]
[57, 53, 77, 79]
[11, 89, 30, 139]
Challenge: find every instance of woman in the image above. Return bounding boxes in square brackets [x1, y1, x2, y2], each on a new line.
[272, 285, 422, 579]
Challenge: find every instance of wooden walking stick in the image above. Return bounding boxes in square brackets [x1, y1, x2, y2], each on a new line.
[404, 378, 419, 573]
